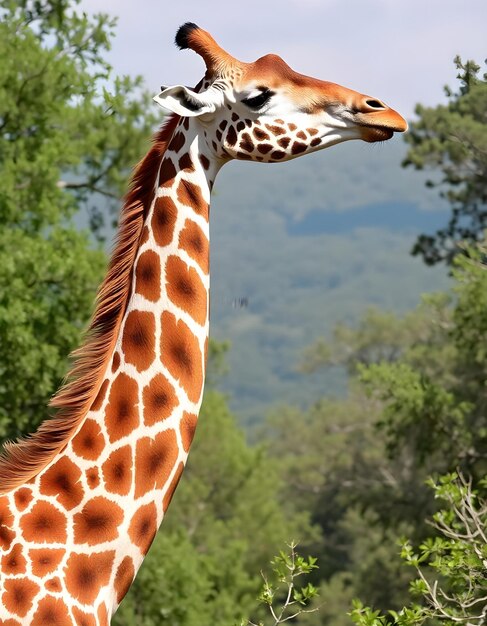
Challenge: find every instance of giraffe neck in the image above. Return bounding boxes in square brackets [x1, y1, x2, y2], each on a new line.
[0, 118, 223, 624]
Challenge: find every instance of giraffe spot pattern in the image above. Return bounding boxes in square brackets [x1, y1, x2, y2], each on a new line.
[104, 372, 139, 443]
[2, 578, 39, 618]
[163, 462, 185, 513]
[152, 195, 178, 247]
[112, 351, 121, 373]
[292, 141, 307, 155]
[265, 124, 285, 136]
[114, 556, 135, 604]
[140, 225, 150, 244]
[165, 255, 207, 325]
[199, 154, 210, 170]
[29, 548, 64, 578]
[225, 125, 237, 147]
[135, 250, 161, 302]
[179, 152, 194, 172]
[73, 497, 124, 545]
[128, 503, 158, 555]
[63, 550, 115, 606]
[31, 596, 71, 626]
[253, 127, 270, 141]
[257, 143, 273, 155]
[72, 606, 97, 626]
[1, 543, 26, 575]
[90, 378, 109, 412]
[85, 467, 100, 489]
[179, 220, 209, 275]
[176, 179, 209, 220]
[180, 412, 198, 452]
[0, 497, 15, 551]
[158, 158, 177, 187]
[143, 373, 179, 426]
[169, 131, 185, 153]
[20, 501, 67, 544]
[44, 577, 62, 593]
[13, 488, 32, 512]
[121, 310, 156, 372]
[72, 419, 105, 462]
[134, 429, 179, 498]
[160, 311, 203, 404]
[102, 445, 132, 496]
[39, 456, 84, 510]
[239, 133, 254, 153]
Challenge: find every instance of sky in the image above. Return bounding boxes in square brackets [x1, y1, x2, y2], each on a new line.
[81, 0, 487, 119]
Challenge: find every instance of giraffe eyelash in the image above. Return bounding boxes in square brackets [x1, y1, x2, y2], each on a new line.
[241, 89, 275, 109]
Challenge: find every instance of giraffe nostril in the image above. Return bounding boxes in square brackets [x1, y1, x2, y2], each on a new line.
[365, 99, 385, 109]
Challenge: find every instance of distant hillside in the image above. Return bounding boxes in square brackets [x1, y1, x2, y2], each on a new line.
[209, 139, 450, 426]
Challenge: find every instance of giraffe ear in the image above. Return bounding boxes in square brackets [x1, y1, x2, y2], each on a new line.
[153, 85, 222, 117]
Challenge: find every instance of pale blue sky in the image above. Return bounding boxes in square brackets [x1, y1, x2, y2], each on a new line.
[81, 0, 487, 118]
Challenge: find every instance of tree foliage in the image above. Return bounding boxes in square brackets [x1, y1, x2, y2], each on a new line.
[0, 0, 156, 440]
[404, 56, 487, 265]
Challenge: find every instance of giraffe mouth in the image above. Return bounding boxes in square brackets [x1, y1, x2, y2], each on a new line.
[359, 126, 395, 143]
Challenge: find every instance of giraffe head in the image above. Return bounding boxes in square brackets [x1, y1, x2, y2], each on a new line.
[154, 23, 407, 163]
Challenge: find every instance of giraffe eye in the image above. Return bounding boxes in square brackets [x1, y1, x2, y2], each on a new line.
[242, 89, 274, 110]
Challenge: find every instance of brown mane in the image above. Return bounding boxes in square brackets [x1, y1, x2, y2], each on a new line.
[0, 113, 180, 493]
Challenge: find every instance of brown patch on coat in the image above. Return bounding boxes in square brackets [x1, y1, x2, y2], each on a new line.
[63, 550, 115, 605]
[73, 496, 124, 545]
[128, 502, 158, 555]
[265, 124, 285, 136]
[39, 456, 84, 510]
[112, 351, 121, 373]
[72, 419, 105, 462]
[166, 255, 207, 325]
[122, 310, 156, 372]
[178, 219, 209, 275]
[134, 429, 179, 498]
[180, 412, 198, 452]
[44, 577, 62, 593]
[163, 461, 185, 512]
[90, 379, 109, 412]
[104, 372, 139, 443]
[31, 596, 71, 626]
[169, 131, 185, 153]
[1, 543, 26, 575]
[86, 467, 100, 489]
[114, 556, 135, 604]
[0, 496, 14, 551]
[160, 311, 203, 403]
[13, 488, 32, 512]
[29, 548, 64, 578]
[152, 195, 178, 247]
[143, 374, 179, 426]
[179, 153, 194, 172]
[72, 607, 97, 626]
[135, 250, 161, 302]
[177, 179, 209, 220]
[199, 154, 210, 170]
[1, 578, 39, 618]
[20, 501, 67, 543]
[102, 445, 132, 496]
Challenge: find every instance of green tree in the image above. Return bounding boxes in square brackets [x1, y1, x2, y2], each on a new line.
[0, 0, 156, 440]
[350, 473, 487, 626]
[403, 56, 487, 265]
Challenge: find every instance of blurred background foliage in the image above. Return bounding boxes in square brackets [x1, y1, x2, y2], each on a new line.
[0, 1, 486, 625]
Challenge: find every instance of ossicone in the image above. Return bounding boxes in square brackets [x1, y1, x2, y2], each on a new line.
[173, 22, 238, 75]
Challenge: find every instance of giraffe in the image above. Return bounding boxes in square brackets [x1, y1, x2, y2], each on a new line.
[0, 23, 407, 625]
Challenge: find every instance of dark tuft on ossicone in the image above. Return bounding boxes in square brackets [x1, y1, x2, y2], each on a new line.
[175, 22, 199, 50]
